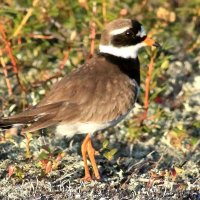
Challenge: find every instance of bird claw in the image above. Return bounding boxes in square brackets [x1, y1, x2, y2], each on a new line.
[95, 176, 101, 181]
[81, 175, 101, 182]
[81, 175, 93, 182]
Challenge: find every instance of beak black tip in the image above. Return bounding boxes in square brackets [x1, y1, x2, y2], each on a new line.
[153, 42, 161, 48]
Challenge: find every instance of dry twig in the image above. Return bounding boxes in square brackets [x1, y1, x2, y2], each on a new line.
[89, 2, 97, 58]
[102, 0, 107, 23]
[13, 0, 40, 37]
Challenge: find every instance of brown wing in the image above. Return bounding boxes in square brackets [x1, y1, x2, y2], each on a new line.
[1, 55, 137, 133]
[39, 55, 137, 124]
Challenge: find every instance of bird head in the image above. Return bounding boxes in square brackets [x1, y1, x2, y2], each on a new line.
[99, 19, 160, 59]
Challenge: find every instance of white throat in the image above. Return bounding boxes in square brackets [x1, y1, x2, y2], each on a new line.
[99, 43, 146, 59]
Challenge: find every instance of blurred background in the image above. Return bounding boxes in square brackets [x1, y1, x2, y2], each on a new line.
[0, 0, 199, 198]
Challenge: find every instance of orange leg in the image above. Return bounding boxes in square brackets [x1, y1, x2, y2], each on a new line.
[87, 137, 101, 180]
[81, 134, 101, 181]
[81, 134, 92, 181]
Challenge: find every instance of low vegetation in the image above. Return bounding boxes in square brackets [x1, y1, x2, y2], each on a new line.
[0, 0, 199, 199]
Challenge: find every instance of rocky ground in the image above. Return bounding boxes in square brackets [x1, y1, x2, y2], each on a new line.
[0, 54, 199, 199]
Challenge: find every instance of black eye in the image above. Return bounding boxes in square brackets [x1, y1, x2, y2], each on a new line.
[125, 30, 135, 38]
[125, 30, 131, 36]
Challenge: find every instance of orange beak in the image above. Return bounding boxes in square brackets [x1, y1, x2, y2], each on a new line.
[144, 37, 161, 47]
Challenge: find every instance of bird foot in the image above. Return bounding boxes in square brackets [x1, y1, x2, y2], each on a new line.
[81, 175, 93, 182]
[81, 175, 101, 182]
[95, 176, 101, 181]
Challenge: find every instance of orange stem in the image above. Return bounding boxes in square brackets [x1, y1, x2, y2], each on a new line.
[59, 49, 70, 70]
[0, 24, 25, 92]
[89, 22, 96, 58]
[143, 55, 155, 119]
[0, 25, 18, 74]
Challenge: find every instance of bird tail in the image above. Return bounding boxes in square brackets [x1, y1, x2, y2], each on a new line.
[0, 116, 34, 130]
[0, 102, 63, 133]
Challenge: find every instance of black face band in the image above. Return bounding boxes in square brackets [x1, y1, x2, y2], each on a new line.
[111, 28, 147, 47]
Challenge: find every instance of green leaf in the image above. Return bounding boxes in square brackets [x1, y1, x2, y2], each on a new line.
[104, 148, 117, 161]
[102, 140, 109, 149]
[37, 151, 49, 161]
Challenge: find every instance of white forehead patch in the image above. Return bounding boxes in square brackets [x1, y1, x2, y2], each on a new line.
[136, 26, 146, 37]
[110, 27, 130, 35]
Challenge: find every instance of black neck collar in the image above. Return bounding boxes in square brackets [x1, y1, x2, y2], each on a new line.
[98, 52, 140, 85]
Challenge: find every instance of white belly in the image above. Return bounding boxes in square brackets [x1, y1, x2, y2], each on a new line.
[55, 109, 131, 138]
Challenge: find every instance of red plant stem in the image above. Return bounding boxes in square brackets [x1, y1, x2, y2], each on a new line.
[143, 55, 155, 119]
[59, 49, 70, 70]
[0, 24, 25, 92]
[0, 25, 18, 74]
[17, 35, 22, 46]
[31, 72, 63, 88]
[89, 22, 96, 57]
